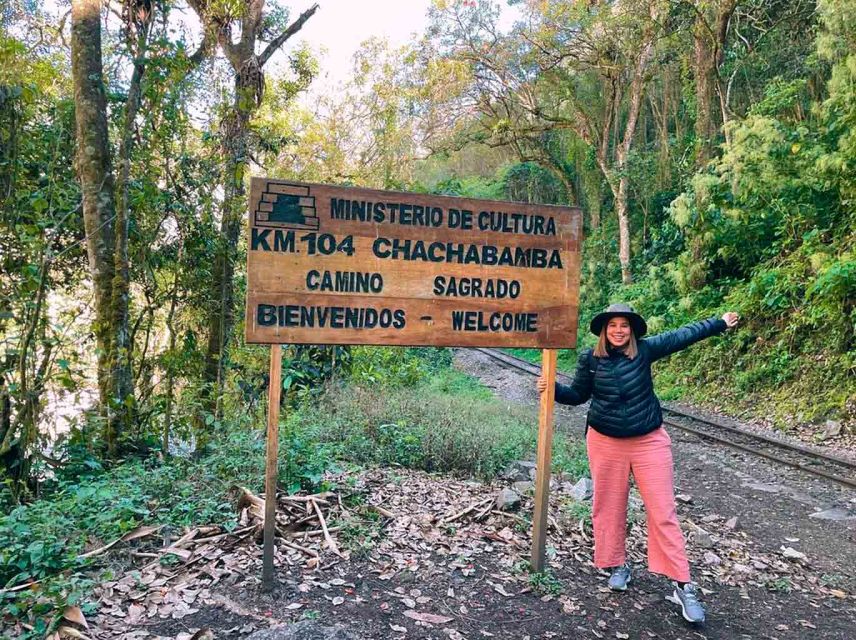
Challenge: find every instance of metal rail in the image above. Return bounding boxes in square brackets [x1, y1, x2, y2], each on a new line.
[471, 347, 856, 490]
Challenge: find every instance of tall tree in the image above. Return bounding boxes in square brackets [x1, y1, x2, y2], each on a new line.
[423, 0, 667, 283]
[186, 0, 318, 425]
[71, 0, 126, 455]
[691, 0, 738, 166]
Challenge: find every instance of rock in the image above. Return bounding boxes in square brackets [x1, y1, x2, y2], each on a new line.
[694, 531, 714, 549]
[496, 488, 521, 511]
[513, 481, 534, 494]
[501, 460, 536, 482]
[570, 477, 594, 502]
[703, 551, 722, 566]
[724, 516, 739, 530]
[247, 621, 359, 640]
[809, 507, 856, 522]
[820, 420, 843, 440]
[781, 546, 808, 562]
[742, 482, 782, 493]
[675, 493, 693, 504]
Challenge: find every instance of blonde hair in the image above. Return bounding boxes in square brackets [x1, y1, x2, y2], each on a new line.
[593, 323, 638, 359]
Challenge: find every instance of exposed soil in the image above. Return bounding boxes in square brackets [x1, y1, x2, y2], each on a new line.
[32, 349, 855, 640]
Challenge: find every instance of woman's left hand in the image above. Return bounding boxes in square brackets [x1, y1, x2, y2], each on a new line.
[722, 311, 740, 328]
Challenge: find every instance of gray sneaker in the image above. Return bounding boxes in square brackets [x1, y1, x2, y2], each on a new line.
[666, 582, 706, 623]
[607, 564, 632, 591]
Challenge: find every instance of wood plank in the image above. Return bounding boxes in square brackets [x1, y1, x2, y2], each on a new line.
[246, 178, 583, 348]
[245, 293, 577, 347]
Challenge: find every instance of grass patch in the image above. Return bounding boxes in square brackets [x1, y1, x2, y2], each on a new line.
[560, 499, 593, 527]
[528, 569, 563, 596]
[298, 366, 588, 481]
[301, 378, 535, 479]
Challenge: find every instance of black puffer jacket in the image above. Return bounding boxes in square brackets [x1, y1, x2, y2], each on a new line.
[555, 317, 727, 438]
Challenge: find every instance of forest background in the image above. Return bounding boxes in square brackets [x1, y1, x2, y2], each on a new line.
[0, 0, 854, 632]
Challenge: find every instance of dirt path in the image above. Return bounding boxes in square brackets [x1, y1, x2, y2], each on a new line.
[46, 351, 855, 640]
[455, 348, 856, 637]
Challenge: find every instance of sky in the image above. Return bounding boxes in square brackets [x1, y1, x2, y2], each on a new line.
[297, 0, 435, 91]
[293, 0, 521, 96]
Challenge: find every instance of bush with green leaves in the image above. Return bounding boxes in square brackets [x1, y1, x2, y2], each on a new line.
[299, 368, 588, 480]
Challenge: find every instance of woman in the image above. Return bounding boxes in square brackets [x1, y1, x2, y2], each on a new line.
[536, 303, 739, 624]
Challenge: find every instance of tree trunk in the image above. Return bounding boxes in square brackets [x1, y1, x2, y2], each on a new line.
[195, 2, 319, 430]
[204, 71, 254, 430]
[111, 11, 151, 448]
[693, 12, 716, 167]
[71, 0, 120, 455]
[695, 0, 737, 167]
[612, 17, 655, 286]
[615, 169, 633, 285]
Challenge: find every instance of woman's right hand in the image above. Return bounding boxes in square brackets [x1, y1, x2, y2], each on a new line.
[536, 376, 549, 394]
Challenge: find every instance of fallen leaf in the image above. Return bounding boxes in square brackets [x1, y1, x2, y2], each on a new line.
[402, 610, 453, 624]
[62, 606, 89, 630]
[127, 604, 144, 625]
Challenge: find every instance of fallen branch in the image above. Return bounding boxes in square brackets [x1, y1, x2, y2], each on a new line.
[442, 497, 494, 525]
[290, 526, 342, 539]
[490, 510, 529, 527]
[310, 497, 344, 557]
[275, 526, 319, 558]
[193, 525, 256, 545]
[77, 525, 162, 560]
[474, 498, 496, 521]
[0, 580, 41, 595]
[281, 495, 331, 506]
[369, 504, 396, 519]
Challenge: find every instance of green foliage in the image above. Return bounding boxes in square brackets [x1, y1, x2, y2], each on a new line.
[347, 347, 425, 387]
[528, 569, 563, 596]
[300, 375, 536, 478]
[561, 499, 592, 527]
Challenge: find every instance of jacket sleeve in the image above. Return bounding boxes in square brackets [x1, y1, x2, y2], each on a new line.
[554, 350, 594, 406]
[644, 316, 728, 362]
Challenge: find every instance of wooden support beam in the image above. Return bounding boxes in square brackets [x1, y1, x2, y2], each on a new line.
[531, 348, 557, 573]
[262, 344, 282, 591]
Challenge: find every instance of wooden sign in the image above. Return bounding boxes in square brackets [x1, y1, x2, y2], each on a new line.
[245, 178, 583, 348]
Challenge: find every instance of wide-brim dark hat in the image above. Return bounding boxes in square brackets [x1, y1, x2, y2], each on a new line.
[590, 303, 647, 337]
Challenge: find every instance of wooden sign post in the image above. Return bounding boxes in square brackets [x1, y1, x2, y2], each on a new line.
[245, 179, 583, 584]
[262, 344, 282, 591]
[531, 349, 557, 572]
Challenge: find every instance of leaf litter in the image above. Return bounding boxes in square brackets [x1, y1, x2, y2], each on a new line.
[30, 467, 852, 640]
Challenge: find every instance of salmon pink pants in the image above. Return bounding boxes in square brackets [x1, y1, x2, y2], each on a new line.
[586, 426, 691, 582]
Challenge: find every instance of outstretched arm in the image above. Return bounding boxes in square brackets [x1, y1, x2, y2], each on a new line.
[645, 312, 738, 361]
[537, 350, 594, 406]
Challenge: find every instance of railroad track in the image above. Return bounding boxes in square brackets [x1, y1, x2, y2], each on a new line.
[472, 347, 856, 490]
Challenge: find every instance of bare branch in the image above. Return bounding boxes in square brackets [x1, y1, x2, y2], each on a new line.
[258, 3, 319, 67]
